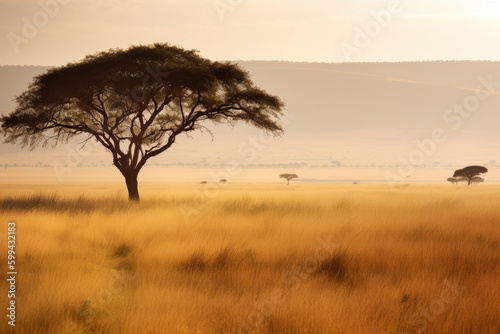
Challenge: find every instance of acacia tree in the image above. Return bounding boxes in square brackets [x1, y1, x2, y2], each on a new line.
[280, 173, 298, 185]
[446, 177, 458, 184]
[0, 44, 285, 201]
[471, 176, 485, 184]
[453, 166, 488, 186]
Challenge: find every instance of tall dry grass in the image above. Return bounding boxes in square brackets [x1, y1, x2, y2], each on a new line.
[0, 183, 499, 334]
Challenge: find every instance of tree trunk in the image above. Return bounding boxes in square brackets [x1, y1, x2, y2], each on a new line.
[468, 177, 471, 186]
[287, 179, 290, 185]
[125, 172, 140, 202]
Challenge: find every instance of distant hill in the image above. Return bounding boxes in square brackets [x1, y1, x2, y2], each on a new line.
[1, 61, 500, 169]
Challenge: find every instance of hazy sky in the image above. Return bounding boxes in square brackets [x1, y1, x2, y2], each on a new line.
[2, 0, 500, 65]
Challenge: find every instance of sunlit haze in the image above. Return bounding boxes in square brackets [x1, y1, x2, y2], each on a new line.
[1, 0, 500, 184]
[2, 0, 500, 65]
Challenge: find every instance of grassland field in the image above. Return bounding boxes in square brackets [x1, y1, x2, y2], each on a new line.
[0, 183, 499, 334]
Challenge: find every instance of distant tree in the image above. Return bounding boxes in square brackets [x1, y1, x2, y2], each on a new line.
[200, 181, 207, 184]
[280, 173, 298, 185]
[331, 161, 341, 167]
[0, 43, 284, 201]
[447, 177, 458, 184]
[470, 176, 484, 184]
[219, 179, 227, 184]
[453, 166, 488, 186]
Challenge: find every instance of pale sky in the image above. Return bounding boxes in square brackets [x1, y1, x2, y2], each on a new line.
[2, 0, 500, 65]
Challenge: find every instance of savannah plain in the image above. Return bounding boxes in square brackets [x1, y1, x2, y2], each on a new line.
[1, 182, 499, 334]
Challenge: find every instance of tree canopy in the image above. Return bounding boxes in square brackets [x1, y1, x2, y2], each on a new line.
[453, 166, 488, 186]
[0, 43, 285, 201]
[471, 176, 485, 184]
[280, 173, 298, 185]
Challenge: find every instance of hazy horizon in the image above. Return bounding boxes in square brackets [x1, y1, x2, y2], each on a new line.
[2, 1, 500, 184]
[1, 60, 500, 184]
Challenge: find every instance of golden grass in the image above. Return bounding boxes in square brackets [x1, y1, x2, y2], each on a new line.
[0, 183, 499, 334]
